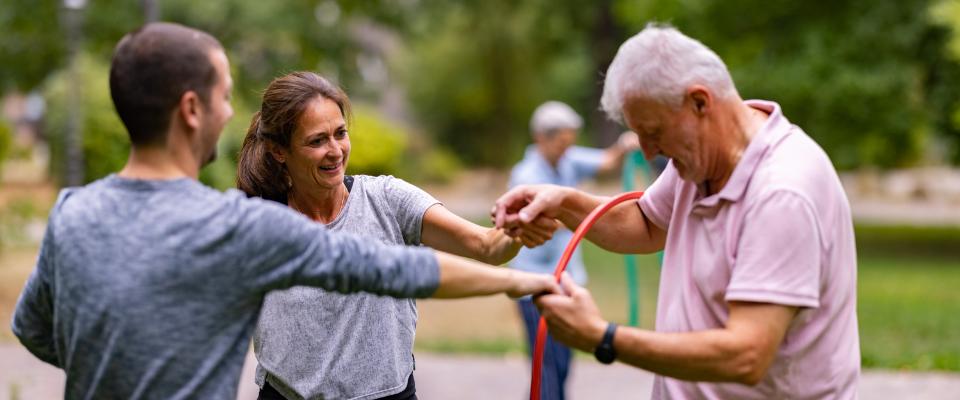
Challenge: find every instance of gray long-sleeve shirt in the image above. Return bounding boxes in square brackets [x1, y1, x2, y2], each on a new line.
[11, 175, 440, 399]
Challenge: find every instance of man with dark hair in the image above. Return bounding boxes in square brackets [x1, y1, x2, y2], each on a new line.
[109, 23, 223, 148]
[12, 22, 558, 399]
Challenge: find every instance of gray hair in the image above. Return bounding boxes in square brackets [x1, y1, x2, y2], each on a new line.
[601, 24, 737, 122]
[529, 101, 583, 136]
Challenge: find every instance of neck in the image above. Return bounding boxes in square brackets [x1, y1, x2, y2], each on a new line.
[118, 144, 199, 180]
[535, 145, 560, 169]
[703, 100, 767, 196]
[287, 182, 349, 224]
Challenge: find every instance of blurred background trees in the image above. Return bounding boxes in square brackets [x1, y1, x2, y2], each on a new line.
[3, 0, 960, 186]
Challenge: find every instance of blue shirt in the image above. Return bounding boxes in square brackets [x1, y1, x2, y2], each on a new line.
[508, 145, 604, 284]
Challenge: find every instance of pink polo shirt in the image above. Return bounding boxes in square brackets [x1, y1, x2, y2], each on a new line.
[638, 100, 859, 399]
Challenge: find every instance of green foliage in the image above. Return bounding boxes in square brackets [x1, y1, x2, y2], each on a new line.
[399, 0, 960, 168]
[931, 0, 960, 163]
[412, 147, 463, 184]
[0, 0, 143, 91]
[6, 0, 960, 175]
[0, 0, 65, 91]
[42, 53, 129, 185]
[0, 121, 11, 170]
[400, 0, 598, 166]
[670, 0, 960, 169]
[347, 105, 408, 176]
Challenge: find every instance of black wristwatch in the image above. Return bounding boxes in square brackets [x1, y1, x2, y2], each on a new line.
[594, 322, 618, 364]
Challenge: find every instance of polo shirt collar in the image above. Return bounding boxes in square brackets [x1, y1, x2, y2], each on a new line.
[697, 100, 792, 207]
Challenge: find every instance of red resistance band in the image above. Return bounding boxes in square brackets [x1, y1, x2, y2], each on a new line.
[530, 191, 645, 400]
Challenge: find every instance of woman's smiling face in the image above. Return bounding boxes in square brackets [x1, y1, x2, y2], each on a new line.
[281, 96, 350, 192]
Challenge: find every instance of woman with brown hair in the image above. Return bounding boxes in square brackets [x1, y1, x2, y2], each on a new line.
[237, 71, 556, 400]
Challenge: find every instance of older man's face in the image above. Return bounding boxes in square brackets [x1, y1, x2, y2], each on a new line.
[623, 95, 705, 184]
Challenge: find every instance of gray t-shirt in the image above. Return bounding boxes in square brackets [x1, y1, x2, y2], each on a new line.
[10, 175, 440, 400]
[255, 175, 441, 400]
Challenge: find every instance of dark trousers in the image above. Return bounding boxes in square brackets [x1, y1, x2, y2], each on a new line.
[258, 373, 417, 400]
[518, 298, 571, 400]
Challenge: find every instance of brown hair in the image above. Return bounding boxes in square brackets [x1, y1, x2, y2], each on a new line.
[109, 22, 223, 146]
[236, 72, 351, 203]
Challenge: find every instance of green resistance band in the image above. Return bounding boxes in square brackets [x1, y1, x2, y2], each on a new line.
[621, 151, 660, 327]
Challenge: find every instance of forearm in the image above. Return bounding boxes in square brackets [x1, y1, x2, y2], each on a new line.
[478, 228, 522, 265]
[421, 205, 521, 265]
[614, 327, 764, 384]
[11, 276, 59, 366]
[432, 251, 519, 298]
[558, 191, 661, 254]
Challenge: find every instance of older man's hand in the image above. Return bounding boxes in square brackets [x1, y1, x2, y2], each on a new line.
[511, 215, 560, 248]
[534, 274, 608, 352]
[492, 184, 571, 236]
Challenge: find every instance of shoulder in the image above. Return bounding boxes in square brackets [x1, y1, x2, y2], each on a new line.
[352, 174, 408, 196]
[352, 174, 434, 204]
[747, 127, 839, 207]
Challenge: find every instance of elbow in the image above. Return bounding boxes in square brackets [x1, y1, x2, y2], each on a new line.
[728, 349, 770, 386]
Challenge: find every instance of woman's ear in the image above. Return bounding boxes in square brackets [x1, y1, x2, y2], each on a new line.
[267, 142, 286, 164]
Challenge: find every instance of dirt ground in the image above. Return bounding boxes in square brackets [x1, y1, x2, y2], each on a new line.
[4, 344, 960, 400]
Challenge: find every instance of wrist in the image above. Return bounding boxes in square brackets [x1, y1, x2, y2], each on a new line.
[590, 318, 608, 347]
[556, 187, 580, 226]
[593, 321, 618, 364]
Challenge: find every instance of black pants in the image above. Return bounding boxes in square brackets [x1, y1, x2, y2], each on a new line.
[258, 373, 417, 400]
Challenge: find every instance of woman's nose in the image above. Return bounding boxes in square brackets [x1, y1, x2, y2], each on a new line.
[325, 142, 343, 158]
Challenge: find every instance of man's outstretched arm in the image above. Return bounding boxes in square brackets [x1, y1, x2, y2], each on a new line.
[12, 231, 60, 367]
[493, 184, 665, 254]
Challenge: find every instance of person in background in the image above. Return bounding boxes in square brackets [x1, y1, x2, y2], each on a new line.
[507, 100, 639, 400]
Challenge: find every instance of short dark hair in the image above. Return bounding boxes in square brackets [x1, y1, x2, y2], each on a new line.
[236, 72, 351, 203]
[109, 22, 223, 146]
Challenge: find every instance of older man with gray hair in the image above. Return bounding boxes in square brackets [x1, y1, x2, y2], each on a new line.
[495, 24, 859, 399]
[508, 100, 638, 400]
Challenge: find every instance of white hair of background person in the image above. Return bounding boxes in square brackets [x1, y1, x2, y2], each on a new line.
[601, 23, 739, 121]
[529, 101, 584, 137]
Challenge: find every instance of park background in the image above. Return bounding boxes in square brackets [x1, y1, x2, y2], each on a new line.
[1, 0, 960, 398]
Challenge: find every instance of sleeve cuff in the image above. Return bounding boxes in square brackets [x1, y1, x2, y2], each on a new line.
[412, 248, 441, 298]
[725, 288, 819, 309]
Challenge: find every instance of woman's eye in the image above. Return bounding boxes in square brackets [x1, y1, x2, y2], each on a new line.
[335, 130, 348, 139]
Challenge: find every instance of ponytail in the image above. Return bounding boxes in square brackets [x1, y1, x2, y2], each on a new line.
[236, 111, 290, 203]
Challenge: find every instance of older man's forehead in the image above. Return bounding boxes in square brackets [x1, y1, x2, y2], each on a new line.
[623, 98, 666, 129]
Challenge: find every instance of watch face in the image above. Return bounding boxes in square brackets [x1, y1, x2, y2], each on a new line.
[595, 344, 615, 364]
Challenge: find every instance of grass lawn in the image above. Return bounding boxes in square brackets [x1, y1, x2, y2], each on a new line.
[858, 256, 960, 370]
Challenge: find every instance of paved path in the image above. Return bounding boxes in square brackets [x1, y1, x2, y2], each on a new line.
[4, 344, 960, 399]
